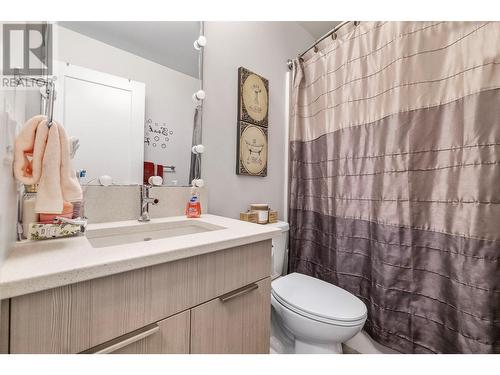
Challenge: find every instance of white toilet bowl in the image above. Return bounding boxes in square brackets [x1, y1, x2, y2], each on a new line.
[267, 222, 367, 354]
[270, 272, 367, 354]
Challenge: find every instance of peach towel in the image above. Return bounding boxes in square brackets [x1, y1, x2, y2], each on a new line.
[13, 115, 82, 214]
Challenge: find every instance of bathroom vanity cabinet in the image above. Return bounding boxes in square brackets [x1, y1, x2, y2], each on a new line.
[1, 240, 272, 354]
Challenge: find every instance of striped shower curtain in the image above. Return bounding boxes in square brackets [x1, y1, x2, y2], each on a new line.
[289, 21, 500, 353]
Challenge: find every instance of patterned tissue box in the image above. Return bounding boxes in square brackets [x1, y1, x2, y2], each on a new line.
[28, 222, 84, 240]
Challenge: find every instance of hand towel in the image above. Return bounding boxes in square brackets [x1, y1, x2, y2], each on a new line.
[13, 115, 83, 214]
[13, 115, 48, 185]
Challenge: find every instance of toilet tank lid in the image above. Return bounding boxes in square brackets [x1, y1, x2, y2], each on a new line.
[267, 221, 289, 232]
[271, 272, 367, 322]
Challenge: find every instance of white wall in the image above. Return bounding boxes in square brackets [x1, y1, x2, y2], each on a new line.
[0, 91, 25, 267]
[0, 23, 35, 267]
[203, 22, 314, 219]
[53, 25, 200, 186]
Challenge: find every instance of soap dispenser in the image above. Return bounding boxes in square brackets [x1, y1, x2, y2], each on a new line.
[185, 187, 201, 218]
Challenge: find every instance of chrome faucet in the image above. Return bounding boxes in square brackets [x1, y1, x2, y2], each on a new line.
[138, 184, 159, 222]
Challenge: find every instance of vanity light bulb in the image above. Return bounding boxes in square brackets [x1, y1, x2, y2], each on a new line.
[193, 35, 207, 50]
[192, 179, 204, 188]
[192, 144, 205, 154]
[192, 89, 206, 101]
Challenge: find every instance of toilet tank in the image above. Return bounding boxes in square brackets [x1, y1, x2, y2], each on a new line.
[268, 221, 290, 279]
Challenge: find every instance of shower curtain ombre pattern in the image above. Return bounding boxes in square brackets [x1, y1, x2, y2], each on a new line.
[289, 21, 500, 353]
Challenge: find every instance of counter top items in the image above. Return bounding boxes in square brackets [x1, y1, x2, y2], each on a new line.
[268, 209, 278, 223]
[24, 184, 38, 193]
[21, 191, 38, 239]
[0, 214, 281, 299]
[240, 211, 258, 223]
[251, 204, 269, 224]
[39, 201, 73, 223]
[185, 188, 202, 218]
[240, 204, 278, 224]
[21, 186, 84, 240]
[28, 220, 86, 241]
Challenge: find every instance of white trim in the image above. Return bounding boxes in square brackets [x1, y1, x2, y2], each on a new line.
[52, 60, 145, 184]
[345, 330, 400, 354]
[283, 71, 291, 223]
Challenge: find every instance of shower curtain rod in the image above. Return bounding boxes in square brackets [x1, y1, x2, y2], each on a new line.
[287, 21, 353, 69]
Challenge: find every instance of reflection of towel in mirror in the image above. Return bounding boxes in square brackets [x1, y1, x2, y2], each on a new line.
[13, 115, 83, 214]
[69, 136, 80, 159]
[189, 105, 202, 183]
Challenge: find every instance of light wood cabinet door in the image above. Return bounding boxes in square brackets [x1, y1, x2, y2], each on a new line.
[82, 310, 190, 354]
[0, 300, 9, 354]
[190, 277, 271, 354]
[9, 240, 271, 354]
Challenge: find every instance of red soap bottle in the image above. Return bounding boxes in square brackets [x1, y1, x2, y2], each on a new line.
[185, 192, 201, 218]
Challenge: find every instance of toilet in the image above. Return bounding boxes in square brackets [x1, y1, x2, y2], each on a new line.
[269, 222, 367, 354]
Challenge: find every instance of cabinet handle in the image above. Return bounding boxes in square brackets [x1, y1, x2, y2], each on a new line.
[219, 283, 259, 302]
[81, 323, 160, 354]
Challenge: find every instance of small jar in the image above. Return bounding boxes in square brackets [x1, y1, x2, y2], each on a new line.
[24, 184, 38, 193]
[22, 185, 39, 239]
[250, 204, 269, 224]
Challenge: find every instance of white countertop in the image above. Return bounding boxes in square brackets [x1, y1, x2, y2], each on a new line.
[0, 214, 281, 299]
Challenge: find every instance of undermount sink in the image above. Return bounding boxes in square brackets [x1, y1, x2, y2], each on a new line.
[86, 219, 225, 248]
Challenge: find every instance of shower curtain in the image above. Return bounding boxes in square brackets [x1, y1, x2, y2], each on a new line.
[289, 21, 500, 354]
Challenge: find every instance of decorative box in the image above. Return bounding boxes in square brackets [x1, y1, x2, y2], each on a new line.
[240, 211, 259, 224]
[28, 222, 85, 240]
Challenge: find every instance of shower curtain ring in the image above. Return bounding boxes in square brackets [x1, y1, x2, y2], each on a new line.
[313, 45, 319, 53]
[331, 32, 337, 40]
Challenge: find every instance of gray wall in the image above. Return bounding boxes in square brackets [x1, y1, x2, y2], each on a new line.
[202, 22, 314, 220]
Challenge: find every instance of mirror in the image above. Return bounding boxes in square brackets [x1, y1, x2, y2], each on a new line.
[40, 21, 203, 186]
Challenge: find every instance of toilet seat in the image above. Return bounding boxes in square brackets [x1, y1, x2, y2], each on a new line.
[271, 292, 366, 327]
[271, 273, 367, 327]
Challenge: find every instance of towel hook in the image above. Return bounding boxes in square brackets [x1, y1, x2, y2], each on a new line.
[11, 69, 56, 128]
[45, 81, 56, 128]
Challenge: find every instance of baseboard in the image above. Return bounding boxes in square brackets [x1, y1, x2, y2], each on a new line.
[345, 330, 399, 354]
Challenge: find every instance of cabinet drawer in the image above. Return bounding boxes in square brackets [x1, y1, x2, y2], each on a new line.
[9, 240, 271, 353]
[82, 310, 190, 354]
[190, 277, 271, 354]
